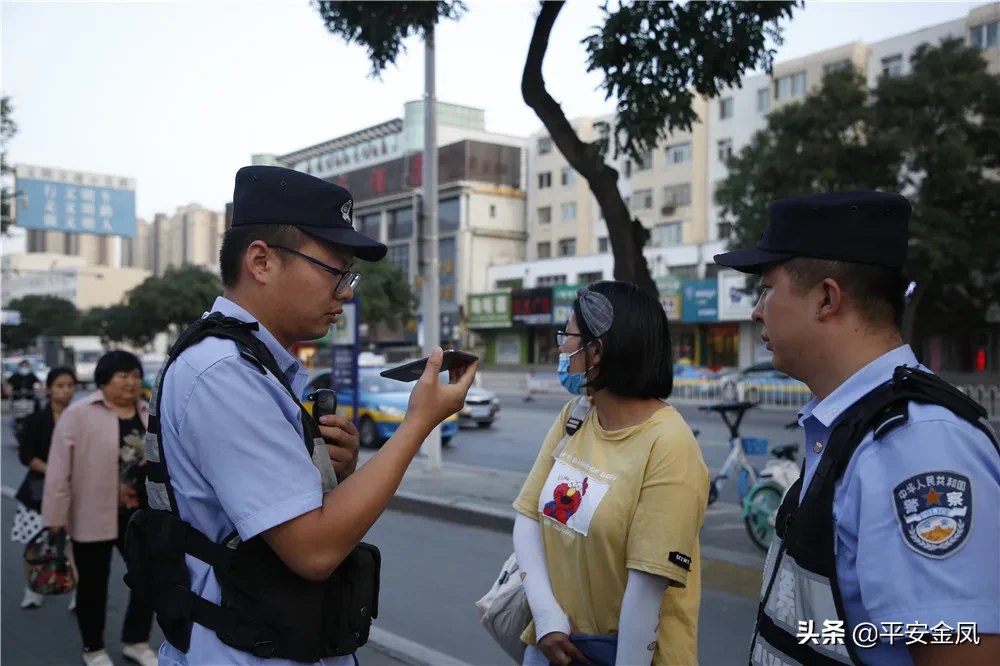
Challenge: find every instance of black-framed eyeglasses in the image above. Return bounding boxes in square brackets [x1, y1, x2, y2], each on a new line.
[270, 245, 361, 294]
[556, 330, 583, 347]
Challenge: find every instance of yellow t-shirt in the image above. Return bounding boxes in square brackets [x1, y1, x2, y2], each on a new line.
[513, 399, 709, 666]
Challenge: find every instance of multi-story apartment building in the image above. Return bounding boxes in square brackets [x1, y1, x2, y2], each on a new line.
[469, 2, 999, 372]
[525, 101, 711, 265]
[249, 100, 528, 349]
[120, 205, 225, 276]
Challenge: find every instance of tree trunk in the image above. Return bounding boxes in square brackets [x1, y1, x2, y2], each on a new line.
[901, 280, 928, 349]
[520, 0, 658, 298]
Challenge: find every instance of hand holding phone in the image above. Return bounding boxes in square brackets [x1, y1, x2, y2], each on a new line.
[405, 347, 478, 431]
[380, 350, 479, 382]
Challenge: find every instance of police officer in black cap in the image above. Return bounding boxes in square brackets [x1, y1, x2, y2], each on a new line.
[128, 166, 478, 666]
[717, 191, 999, 666]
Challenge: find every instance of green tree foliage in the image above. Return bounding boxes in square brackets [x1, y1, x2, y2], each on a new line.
[312, 0, 800, 296]
[1, 95, 18, 235]
[4, 295, 79, 351]
[715, 37, 1000, 344]
[357, 258, 417, 341]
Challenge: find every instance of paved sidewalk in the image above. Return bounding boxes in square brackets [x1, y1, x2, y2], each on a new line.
[373, 451, 768, 599]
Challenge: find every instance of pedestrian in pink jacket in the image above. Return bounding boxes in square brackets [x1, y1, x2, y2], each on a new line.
[43, 350, 157, 666]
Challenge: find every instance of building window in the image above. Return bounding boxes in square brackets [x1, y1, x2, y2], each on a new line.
[652, 222, 682, 247]
[718, 221, 734, 240]
[665, 142, 691, 165]
[717, 139, 733, 162]
[387, 244, 410, 277]
[358, 212, 380, 240]
[775, 71, 806, 100]
[489, 204, 496, 218]
[970, 21, 999, 49]
[635, 151, 653, 171]
[538, 171, 552, 189]
[662, 183, 692, 208]
[537, 206, 552, 224]
[757, 87, 770, 113]
[598, 237, 609, 253]
[439, 197, 461, 233]
[719, 98, 734, 120]
[633, 188, 654, 210]
[537, 242, 552, 259]
[496, 278, 523, 289]
[561, 202, 578, 221]
[881, 54, 903, 78]
[558, 238, 577, 257]
[561, 167, 578, 186]
[578, 271, 603, 284]
[537, 136, 553, 154]
[823, 59, 852, 75]
[388, 207, 413, 240]
[538, 274, 567, 287]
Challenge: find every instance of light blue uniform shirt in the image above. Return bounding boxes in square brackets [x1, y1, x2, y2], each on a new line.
[798, 344, 1000, 665]
[156, 297, 355, 666]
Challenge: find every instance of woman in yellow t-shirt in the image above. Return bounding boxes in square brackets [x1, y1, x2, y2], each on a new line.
[513, 281, 709, 666]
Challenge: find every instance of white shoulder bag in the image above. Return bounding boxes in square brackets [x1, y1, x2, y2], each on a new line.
[475, 396, 592, 663]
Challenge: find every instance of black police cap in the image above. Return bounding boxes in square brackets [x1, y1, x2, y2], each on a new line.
[230, 165, 388, 262]
[714, 190, 912, 274]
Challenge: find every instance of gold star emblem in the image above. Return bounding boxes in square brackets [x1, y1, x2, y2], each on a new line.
[923, 487, 942, 506]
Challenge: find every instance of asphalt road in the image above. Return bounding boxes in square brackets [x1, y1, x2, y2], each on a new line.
[450, 391, 804, 508]
[2, 406, 764, 666]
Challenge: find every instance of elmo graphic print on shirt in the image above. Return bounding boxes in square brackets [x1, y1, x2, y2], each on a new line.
[544, 477, 589, 524]
[538, 459, 610, 537]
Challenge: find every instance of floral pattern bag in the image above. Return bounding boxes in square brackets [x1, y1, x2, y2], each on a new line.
[23, 528, 77, 595]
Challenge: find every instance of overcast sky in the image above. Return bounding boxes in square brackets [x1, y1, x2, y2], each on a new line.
[1, 0, 984, 254]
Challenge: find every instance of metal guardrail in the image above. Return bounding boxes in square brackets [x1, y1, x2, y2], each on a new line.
[958, 385, 1000, 421]
[487, 371, 1000, 420]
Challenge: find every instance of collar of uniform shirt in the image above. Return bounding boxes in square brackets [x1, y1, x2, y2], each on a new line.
[798, 344, 920, 428]
[209, 296, 304, 382]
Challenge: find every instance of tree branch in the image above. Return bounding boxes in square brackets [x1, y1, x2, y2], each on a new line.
[521, 0, 657, 297]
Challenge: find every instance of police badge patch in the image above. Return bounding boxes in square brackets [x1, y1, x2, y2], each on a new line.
[341, 199, 353, 226]
[892, 471, 972, 559]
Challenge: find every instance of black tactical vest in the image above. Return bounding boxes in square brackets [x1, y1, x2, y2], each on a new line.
[123, 313, 380, 661]
[749, 365, 999, 666]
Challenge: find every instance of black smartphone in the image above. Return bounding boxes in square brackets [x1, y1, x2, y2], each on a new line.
[380, 350, 479, 382]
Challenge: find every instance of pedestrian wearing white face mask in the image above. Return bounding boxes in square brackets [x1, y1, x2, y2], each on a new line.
[514, 280, 708, 666]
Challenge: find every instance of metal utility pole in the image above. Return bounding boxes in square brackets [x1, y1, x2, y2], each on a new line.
[420, 22, 442, 472]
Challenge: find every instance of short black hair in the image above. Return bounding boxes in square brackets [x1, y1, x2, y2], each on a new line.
[219, 224, 310, 288]
[782, 258, 907, 329]
[574, 281, 674, 400]
[94, 350, 142, 387]
[46, 366, 77, 388]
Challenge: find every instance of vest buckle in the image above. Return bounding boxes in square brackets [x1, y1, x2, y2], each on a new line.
[252, 641, 275, 658]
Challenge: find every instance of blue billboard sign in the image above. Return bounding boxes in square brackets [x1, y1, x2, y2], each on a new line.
[15, 168, 137, 238]
[681, 279, 719, 322]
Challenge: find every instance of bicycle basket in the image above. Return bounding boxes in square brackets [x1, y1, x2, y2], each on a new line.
[741, 437, 769, 456]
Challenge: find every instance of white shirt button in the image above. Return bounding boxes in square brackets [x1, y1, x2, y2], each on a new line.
[813, 441, 824, 453]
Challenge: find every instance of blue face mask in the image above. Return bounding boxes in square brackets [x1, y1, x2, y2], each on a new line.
[17, 367, 31, 376]
[558, 352, 586, 395]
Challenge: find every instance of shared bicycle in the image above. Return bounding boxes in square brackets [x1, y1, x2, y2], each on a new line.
[698, 401, 802, 551]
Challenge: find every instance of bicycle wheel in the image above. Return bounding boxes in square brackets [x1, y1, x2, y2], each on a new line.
[744, 484, 783, 552]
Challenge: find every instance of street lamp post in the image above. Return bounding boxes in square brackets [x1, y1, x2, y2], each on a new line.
[420, 22, 442, 472]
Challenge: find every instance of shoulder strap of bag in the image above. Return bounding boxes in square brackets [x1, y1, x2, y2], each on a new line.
[552, 396, 592, 459]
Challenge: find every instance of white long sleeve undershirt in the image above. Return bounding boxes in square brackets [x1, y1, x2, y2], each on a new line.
[513, 513, 571, 640]
[615, 569, 670, 666]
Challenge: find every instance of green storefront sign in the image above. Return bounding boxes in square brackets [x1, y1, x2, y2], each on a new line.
[656, 276, 682, 320]
[467, 292, 513, 328]
[552, 284, 584, 326]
